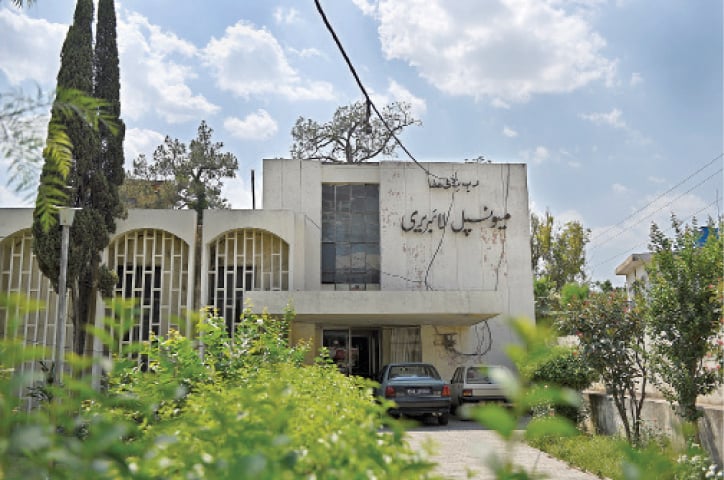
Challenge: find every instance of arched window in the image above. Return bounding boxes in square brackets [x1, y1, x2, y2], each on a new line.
[0, 230, 59, 346]
[207, 228, 289, 334]
[106, 229, 191, 350]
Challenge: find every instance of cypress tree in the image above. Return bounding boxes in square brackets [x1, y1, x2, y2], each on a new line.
[94, 0, 125, 218]
[33, 0, 125, 356]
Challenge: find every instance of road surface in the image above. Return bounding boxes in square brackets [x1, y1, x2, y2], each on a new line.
[403, 416, 605, 479]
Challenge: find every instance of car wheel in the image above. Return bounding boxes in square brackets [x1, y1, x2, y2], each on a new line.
[438, 413, 449, 426]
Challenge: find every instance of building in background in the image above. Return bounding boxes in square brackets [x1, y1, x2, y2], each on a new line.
[0, 159, 535, 382]
[615, 252, 652, 299]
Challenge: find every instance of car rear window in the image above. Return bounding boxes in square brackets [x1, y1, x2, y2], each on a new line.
[389, 365, 440, 379]
[466, 367, 492, 383]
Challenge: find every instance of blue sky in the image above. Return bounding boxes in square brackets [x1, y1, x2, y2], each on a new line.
[0, 0, 721, 286]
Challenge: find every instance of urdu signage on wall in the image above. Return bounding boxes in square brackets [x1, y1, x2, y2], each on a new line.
[401, 172, 512, 236]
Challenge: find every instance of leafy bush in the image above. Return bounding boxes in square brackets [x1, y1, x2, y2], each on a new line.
[473, 318, 581, 479]
[1, 297, 439, 479]
[529, 346, 597, 423]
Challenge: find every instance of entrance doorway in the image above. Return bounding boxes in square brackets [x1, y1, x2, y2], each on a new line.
[323, 328, 379, 378]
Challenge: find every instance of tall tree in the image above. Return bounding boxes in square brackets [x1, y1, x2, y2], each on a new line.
[290, 101, 420, 163]
[127, 121, 238, 225]
[646, 216, 724, 423]
[94, 0, 125, 221]
[32, 0, 124, 356]
[530, 210, 590, 290]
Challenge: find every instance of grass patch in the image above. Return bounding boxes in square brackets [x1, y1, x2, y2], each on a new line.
[529, 433, 625, 479]
[528, 431, 724, 480]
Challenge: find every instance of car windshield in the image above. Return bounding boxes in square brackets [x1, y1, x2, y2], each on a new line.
[465, 367, 492, 383]
[389, 364, 440, 380]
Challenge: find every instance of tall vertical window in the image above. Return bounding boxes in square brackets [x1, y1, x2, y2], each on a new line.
[321, 184, 380, 288]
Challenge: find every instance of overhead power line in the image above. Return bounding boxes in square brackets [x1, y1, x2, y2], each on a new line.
[314, 0, 443, 180]
[588, 196, 721, 275]
[589, 153, 723, 250]
[589, 166, 722, 252]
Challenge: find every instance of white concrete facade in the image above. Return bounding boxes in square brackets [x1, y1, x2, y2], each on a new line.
[255, 159, 534, 380]
[0, 159, 535, 382]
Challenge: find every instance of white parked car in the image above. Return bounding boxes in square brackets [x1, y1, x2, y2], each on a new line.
[450, 365, 509, 416]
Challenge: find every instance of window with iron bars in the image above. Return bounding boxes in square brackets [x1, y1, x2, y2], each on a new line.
[207, 229, 289, 335]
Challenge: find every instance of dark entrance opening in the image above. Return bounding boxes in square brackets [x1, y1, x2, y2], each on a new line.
[323, 328, 379, 378]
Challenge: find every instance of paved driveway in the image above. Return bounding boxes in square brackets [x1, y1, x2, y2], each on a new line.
[403, 417, 605, 479]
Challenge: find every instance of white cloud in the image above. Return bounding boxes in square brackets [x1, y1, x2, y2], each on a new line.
[502, 126, 518, 138]
[273, 7, 301, 25]
[223, 109, 278, 141]
[580, 108, 626, 128]
[288, 47, 324, 59]
[352, 0, 378, 16]
[222, 176, 257, 209]
[557, 209, 585, 224]
[612, 183, 628, 193]
[374, 0, 617, 103]
[118, 10, 219, 123]
[124, 127, 166, 169]
[203, 21, 335, 101]
[630, 72, 643, 86]
[520, 145, 550, 164]
[0, 8, 65, 85]
[491, 98, 511, 109]
[580, 108, 651, 145]
[380, 80, 427, 117]
[648, 175, 666, 184]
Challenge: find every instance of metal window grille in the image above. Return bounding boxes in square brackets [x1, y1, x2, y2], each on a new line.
[106, 229, 191, 353]
[207, 229, 289, 335]
[0, 230, 61, 408]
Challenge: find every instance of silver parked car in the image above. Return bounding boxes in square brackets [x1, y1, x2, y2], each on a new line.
[375, 362, 451, 425]
[450, 365, 509, 416]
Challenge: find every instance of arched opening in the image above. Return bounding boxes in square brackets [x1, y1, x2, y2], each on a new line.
[207, 228, 289, 335]
[106, 229, 192, 350]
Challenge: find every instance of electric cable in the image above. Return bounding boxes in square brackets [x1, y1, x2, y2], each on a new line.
[589, 153, 723, 250]
[314, 0, 444, 180]
[587, 196, 721, 275]
[588, 168, 722, 258]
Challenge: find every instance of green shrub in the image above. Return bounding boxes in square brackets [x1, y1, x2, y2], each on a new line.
[528, 345, 597, 424]
[2, 297, 439, 479]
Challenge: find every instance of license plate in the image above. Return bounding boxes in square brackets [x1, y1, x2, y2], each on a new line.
[407, 388, 431, 395]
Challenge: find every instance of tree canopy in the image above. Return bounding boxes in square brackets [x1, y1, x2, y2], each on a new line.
[290, 101, 420, 163]
[530, 210, 590, 290]
[645, 216, 723, 422]
[125, 120, 238, 224]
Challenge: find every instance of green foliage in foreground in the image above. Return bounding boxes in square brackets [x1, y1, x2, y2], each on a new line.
[0, 296, 438, 479]
[472, 318, 581, 479]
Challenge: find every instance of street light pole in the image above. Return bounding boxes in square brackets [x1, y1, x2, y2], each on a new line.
[54, 207, 78, 384]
